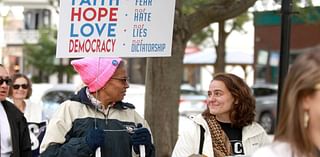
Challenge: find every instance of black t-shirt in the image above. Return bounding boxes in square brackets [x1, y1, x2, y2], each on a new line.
[218, 121, 245, 155]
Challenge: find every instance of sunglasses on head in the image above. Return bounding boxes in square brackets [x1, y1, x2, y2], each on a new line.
[0, 78, 12, 85]
[12, 84, 29, 90]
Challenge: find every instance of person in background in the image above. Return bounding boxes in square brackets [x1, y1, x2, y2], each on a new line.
[40, 57, 155, 157]
[8, 73, 40, 122]
[8, 73, 45, 157]
[0, 64, 32, 157]
[172, 73, 270, 157]
[252, 51, 320, 157]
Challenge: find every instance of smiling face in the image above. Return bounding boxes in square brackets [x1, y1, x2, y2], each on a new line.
[207, 80, 235, 122]
[11, 77, 29, 100]
[97, 63, 129, 106]
[0, 66, 10, 101]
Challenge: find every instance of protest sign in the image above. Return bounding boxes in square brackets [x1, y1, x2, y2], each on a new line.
[28, 121, 47, 157]
[56, 0, 176, 58]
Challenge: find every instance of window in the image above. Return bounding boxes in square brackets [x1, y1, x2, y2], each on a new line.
[24, 9, 51, 30]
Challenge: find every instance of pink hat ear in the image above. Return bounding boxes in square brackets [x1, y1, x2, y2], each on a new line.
[71, 57, 122, 92]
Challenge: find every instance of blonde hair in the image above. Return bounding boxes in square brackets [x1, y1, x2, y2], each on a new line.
[275, 51, 320, 157]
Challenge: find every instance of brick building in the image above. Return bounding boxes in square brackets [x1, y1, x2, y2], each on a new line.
[254, 7, 320, 83]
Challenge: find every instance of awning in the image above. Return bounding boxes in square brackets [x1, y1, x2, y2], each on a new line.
[183, 48, 253, 65]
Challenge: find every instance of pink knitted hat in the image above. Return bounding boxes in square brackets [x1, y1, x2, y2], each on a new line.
[71, 57, 122, 92]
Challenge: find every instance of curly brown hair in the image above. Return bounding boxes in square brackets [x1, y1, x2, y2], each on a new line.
[210, 73, 255, 128]
[9, 73, 32, 99]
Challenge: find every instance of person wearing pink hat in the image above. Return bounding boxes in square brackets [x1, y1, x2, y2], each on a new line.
[39, 57, 155, 157]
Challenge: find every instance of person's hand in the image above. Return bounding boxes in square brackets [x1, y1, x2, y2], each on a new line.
[131, 124, 152, 154]
[85, 128, 105, 151]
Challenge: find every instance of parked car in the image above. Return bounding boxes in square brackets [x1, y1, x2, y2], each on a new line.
[124, 84, 207, 117]
[252, 83, 278, 134]
[179, 84, 207, 116]
[30, 83, 78, 121]
[31, 84, 147, 120]
[33, 83, 207, 120]
[122, 84, 146, 117]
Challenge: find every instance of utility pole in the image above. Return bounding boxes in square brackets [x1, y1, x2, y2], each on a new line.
[277, 0, 293, 124]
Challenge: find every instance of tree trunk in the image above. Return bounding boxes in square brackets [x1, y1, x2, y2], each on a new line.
[138, 58, 146, 84]
[145, 2, 187, 154]
[215, 21, 227, 73]
[145, 43, 185, 157]
[58, 69, 63, 83]
[58, 59, 63, 83]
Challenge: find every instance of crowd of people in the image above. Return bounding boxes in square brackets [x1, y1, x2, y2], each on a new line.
[0, 51, 319, 157]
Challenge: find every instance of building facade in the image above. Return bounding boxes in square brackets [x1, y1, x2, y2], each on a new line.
[0, 0, 57, 75]
[254, 7, 320, 83]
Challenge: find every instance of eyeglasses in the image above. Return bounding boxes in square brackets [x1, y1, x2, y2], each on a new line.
[12, 84, 29, 90]
[0, 78, 12, 85]
[111, 77, 129, 83]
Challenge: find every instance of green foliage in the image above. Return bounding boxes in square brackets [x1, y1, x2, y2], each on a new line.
[190, 26, 214, 45]
[232, 13, 250, 32]
[24, 28, 56, 74]
[293, 5, 320, 24]
[190, 12, 250, 47]
[23, 28, 75, 83]
[182, 0, 209, 14]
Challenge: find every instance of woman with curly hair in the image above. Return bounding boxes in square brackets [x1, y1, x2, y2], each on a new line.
[172, 73, 270, 157]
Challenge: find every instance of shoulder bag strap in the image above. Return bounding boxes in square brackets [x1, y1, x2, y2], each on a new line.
[198, 125, 205, 154]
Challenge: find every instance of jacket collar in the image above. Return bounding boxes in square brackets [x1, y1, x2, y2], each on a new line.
[191, 114, 266, 140]
[70, 87, 135, 110]
[242, 122, 267, 140]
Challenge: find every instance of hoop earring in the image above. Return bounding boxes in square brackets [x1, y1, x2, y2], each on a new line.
[304, 111, 309, 128]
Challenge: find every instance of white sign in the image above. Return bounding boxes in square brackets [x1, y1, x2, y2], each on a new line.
[56, 0, 176, 58]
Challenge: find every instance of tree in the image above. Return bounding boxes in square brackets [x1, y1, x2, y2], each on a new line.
[24, 29, 57, 82]
[191, 13, 249, 73]
[24, 28, 75, 83]
[144, 0, 258, 156]
[216, 14, 249, 73]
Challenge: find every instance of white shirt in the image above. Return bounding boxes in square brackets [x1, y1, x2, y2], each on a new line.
[0, 102, 13, 157]
[24, 99, 42, 123]
[7, 98, 42, 123]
